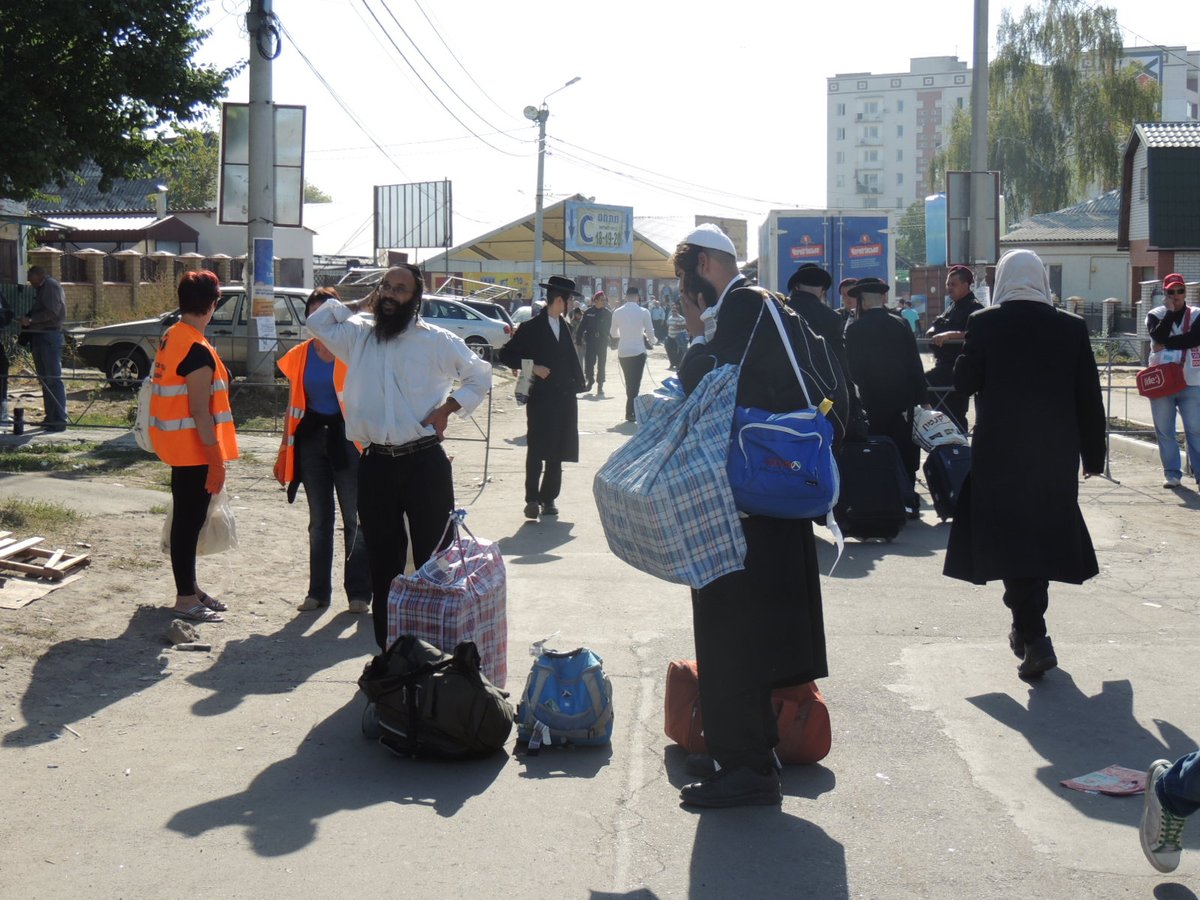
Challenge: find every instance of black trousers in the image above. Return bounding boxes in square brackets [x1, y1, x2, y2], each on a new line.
[619, 353, 646, 420]
[357, 445, 454, 650]
[584, 339, 607, 388]
[691, 517, 827, 772]
[525, 455, 563, 505]
[169, 465, 212, 596]
[1003, 578, 1050, 641]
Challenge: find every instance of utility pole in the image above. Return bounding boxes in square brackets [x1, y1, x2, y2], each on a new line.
[969, 0, 991, 277]
[532, 109, 547, 301]
[245, 0, 276, 384]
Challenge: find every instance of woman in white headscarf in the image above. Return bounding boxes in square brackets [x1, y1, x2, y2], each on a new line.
[942, 249, 1106, 680]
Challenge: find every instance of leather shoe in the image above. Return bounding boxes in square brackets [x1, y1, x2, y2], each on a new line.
[39, 420, 67, 432]
[1008, 627, 1025, 659]
[1018, 635, 1057, 680]
[540, 502, 558, 516]
[523, 502, 540, 520]
[680, 765, 781, 809]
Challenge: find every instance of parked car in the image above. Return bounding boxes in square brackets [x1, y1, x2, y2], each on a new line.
[512, 305, 534, 325]
[420, 296, 512, 359]
[461, 299, 514, 328]
[73, 286, 312, 387]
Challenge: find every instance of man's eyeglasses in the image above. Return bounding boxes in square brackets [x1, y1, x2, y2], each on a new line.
[380, 282, 412, 294]
[1167, 288, 1187, 296]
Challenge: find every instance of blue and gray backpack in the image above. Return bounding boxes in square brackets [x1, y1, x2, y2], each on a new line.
[516, 647, 613, 752]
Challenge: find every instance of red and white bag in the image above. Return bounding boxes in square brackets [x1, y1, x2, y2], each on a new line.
[386, 511, 508, 687]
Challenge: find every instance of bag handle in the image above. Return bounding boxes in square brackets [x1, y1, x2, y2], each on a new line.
[422, 509, 493, 597]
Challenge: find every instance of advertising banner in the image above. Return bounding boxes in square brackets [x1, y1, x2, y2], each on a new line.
[565, 202, 634, 255]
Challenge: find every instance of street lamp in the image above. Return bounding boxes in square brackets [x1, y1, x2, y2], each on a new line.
[524, 76, 580, 300]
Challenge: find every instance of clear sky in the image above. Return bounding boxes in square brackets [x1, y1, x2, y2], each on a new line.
[194, 0, 1198, 261]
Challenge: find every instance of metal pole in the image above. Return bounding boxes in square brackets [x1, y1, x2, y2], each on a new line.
[246, 0, 276, 385]
[969, 0, 989, 269]
[532, 110, 547, 301]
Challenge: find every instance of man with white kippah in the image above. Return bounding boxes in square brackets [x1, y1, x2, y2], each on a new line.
[669, 223, 848, 809]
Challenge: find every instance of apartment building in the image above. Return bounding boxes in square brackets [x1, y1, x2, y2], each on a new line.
[827, 48, 1199, 213]
[827, 56, 972, 213]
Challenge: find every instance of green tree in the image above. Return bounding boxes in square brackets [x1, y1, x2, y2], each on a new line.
[148, 128, 219, 209]
[0, 2, 237, 200]
[896, 200, 927, 267]
[930, 0, 1160, 218]
[304, 183, 334, 204]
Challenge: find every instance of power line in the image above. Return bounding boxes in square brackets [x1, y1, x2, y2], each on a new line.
[358, 0, 529, 159]
[306, 127, 531, 155]
[277, 20, 412, 179]
[406, 0, 517, 122]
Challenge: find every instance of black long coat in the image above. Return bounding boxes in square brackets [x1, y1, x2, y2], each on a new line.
[498, 310, 585, 462]
[678, 282, 847, 695]
[943, 301, 1106, 585]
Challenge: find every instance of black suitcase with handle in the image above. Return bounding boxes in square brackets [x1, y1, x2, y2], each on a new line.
[833, 437, 909, 540]
[923, 443, 971, 521]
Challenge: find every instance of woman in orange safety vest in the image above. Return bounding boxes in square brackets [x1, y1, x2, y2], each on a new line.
[149, 270, 239, 623]
[274, 287, 371, 613]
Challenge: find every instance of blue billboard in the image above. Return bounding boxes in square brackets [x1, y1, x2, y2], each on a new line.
[772, 214, 890, 307]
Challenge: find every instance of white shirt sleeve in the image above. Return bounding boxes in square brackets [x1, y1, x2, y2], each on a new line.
[445, 334, 493, 417]
[642, 307, 656, 346]
[306, 298, 370, 362]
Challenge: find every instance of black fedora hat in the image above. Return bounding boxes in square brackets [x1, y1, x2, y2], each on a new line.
[787, 263, 832, 293]
[847, 277, 890, 298]
[539, 275, 581, 297]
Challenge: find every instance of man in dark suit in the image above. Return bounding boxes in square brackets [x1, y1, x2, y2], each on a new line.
[497, 275, 586, 520]
[943, 249, 1105, 679]
[844, 277, 928, 499]
[926, 264, 984, 432]
[785, 263, 845, 357]
[672, 224, 847, 809]
[578, 290, 612, 395]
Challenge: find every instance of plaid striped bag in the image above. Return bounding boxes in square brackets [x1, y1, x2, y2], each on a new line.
[593, 364, 746, 589]
[386, 510, 507, 687]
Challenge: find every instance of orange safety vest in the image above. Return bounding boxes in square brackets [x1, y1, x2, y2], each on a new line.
[274, 339, 349, 485]
[148, 322, 239, 467]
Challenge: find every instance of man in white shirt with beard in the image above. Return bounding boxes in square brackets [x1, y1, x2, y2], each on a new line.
[307, 264, 492, 650]
[609, 285, 656, 422]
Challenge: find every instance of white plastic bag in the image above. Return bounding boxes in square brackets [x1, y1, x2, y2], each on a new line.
[133, 377, 153, 452]
[161, 488, 239, 556]
[912, 406, 969, 451]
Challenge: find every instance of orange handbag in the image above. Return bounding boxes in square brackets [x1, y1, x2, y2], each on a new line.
[664, 659, 831, 765]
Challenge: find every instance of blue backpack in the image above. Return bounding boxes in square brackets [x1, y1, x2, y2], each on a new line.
[516, 647, 613, 751]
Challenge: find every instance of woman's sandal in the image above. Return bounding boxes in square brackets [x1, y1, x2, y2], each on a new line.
[174, 603, 224, 623]
[197, 590, 228, 612]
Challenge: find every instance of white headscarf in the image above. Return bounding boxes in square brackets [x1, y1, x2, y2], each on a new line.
[991, 249, 1053, 306]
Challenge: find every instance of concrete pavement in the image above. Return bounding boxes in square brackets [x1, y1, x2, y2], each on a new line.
[2, 350, 1200, 898]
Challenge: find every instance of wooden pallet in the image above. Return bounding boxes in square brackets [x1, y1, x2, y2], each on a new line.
[0, 532, 90, 581]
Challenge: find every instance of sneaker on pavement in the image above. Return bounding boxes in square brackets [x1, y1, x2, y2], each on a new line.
[1141, 759, 1186, 873]
[541, 502, 559, 516]
[297, 597, 328, 612]
[1164, 476, 1182, 488]
[348, 599, 371, 614]
[1018, 635, 1057, 680]
[523, 501, 540, 520]
[679, 765, 782, 809]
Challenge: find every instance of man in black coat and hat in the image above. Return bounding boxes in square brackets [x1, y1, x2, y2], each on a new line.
[844, 277, 928, 497]
[498, 275, 586, 520]
[672, 224, 848, 809]
[786, 263, 846, 358]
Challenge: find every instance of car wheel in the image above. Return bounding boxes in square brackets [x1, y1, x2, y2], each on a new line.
[465, 337, 492, 362]
[105, 346, 149, 388]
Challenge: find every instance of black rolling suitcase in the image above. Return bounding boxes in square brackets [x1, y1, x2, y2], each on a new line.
[834, 437, 909, 540]
[923, 444, 971, 521]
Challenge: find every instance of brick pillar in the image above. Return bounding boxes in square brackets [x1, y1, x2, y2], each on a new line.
[28, 246, 63, 282]
[207, 254, 232, 285]
[114, 250, 143, 312]
[77, 248, 106, 320]
[1102, 298, 1119, 337]
[177, 252, 204, 275]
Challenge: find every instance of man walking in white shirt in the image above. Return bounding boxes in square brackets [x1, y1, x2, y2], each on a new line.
[307, 264, 492, 650]
[610, 285, 656, 421]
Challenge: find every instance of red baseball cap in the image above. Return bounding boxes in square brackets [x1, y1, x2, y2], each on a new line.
[1164, 273, 1185, 291]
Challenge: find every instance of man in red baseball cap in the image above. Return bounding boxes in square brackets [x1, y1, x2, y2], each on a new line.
[1146, 273, 1200, 488]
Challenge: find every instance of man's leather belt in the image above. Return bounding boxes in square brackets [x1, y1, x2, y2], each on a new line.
[364, 435, 439, 457]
